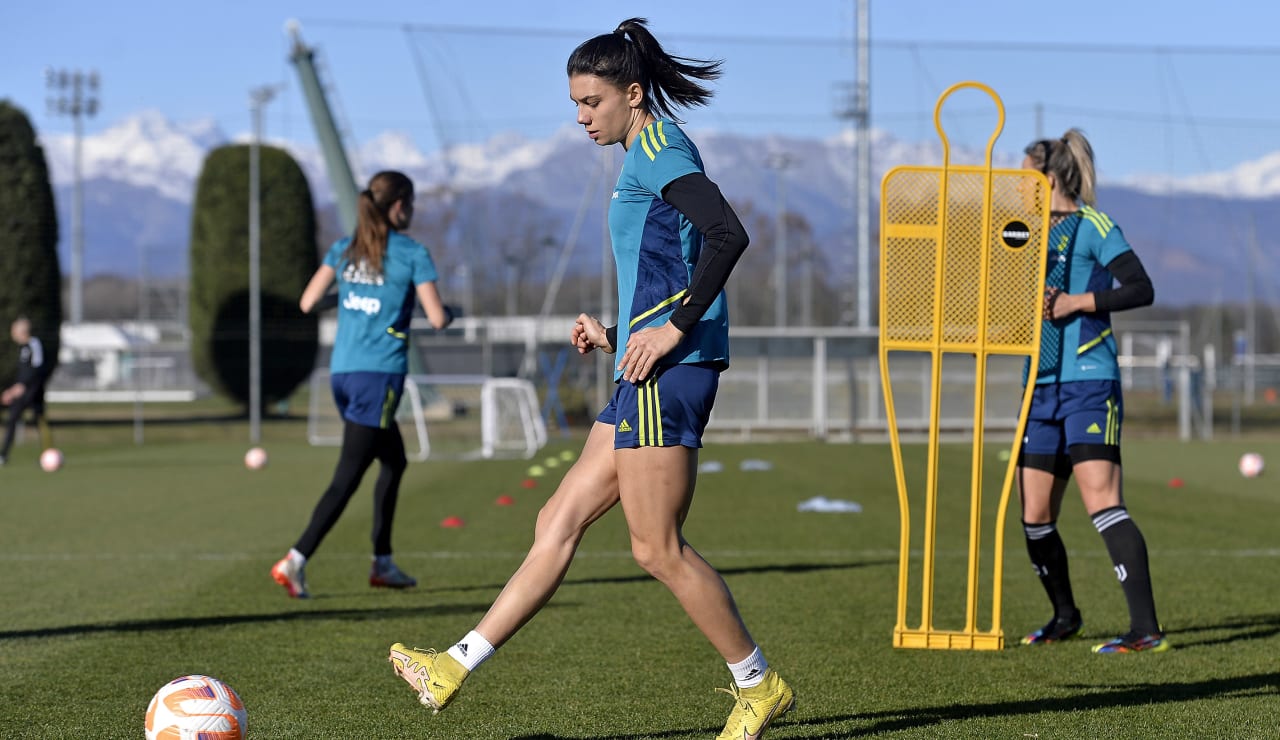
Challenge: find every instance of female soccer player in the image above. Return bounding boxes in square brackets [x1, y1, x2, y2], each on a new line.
[271, 170, 452, 599]
[389, 18, 794, 738]
[1015, 130, 1165, 653]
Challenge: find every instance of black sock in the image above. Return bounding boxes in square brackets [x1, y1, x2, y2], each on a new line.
[1092, 506, 1160, 635]
[1023, 521, 1078, 619]
[294, 421, 380, 557]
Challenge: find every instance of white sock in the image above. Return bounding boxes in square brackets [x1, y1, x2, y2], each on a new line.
[446, 630, 495, 672]
[287, 548, 307, 567]
[727, 646, 768, 688]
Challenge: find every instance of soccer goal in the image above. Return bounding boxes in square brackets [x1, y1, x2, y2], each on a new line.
[306, 370, 547, 461]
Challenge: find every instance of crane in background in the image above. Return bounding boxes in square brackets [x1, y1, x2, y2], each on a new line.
[286, 20, 359, 235]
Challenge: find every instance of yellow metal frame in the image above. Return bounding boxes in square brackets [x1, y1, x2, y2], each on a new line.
[879, 82, 1051, 650]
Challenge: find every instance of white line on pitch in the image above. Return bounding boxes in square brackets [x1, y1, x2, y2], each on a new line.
[0, 548, 1277, 561]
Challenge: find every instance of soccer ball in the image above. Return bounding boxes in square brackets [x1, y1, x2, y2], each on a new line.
[1238, 452, 1265, 479]
[244, 447, 268, 470]
[145, 674, 246, 740]
[39, 448, 63, 472]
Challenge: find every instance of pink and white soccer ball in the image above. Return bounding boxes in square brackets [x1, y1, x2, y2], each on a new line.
[145, 674, 246, 740]
[1238, 452, 1265, 479]
[244, 447, 268, 470]
[39, 448, 63, 472]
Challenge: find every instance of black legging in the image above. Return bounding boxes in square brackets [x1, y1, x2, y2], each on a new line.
[1, 385, 47, 458]
[294, 419, 408, 558]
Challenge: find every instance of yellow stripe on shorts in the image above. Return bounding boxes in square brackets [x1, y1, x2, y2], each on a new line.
[650, 380, 663, 446]
[380, 386, 397, 429]
[637, 380, 646, 445]
[635, 377, 663, 446]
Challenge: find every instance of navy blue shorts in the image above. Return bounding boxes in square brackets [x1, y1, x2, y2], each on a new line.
[1022, 379, 1122, 458]
[596, 363, 719, 449]
[331, 371, 405, 429]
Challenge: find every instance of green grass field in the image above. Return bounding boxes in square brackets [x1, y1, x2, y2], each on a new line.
[1, 415, 1278, 739]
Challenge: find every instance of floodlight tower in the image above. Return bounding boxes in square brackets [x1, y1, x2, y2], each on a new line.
[766, 152, 797, 327]
[854, 0, 870, 329]
[248, 84, 282, 444]
[834, 1, 871, 328]
[45, 68, 99, 324]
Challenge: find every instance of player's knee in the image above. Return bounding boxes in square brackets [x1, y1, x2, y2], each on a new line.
[532, 503, 587, 550]
[384, 452, 407, 473]
[629, 540, 678, 581]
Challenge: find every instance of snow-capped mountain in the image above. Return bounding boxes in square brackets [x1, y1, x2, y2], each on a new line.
[44, 112, 1280, 205]
[1119, 151, 1280, 200]
[41, 111, 222, 202]
[33, 112, 1280, 305]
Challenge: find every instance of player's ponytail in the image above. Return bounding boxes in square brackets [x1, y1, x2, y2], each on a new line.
[348, 170, 413, 276]
[1059, 129, 1096, 207]
[567, 17, 722, 123]
[1025, 128, 1097, 207]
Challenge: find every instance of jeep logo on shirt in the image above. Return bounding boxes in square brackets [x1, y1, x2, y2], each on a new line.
[343, 292, 382, 315]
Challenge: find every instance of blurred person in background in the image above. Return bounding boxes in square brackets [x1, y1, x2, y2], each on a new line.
[388, 18, 794, 739]
[270, 170, 452, 598]
[1015, 129, 1164, 654]
[0, 317, 54, 466]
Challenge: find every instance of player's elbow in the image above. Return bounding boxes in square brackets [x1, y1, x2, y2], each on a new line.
[1133, 281, 1154, 308]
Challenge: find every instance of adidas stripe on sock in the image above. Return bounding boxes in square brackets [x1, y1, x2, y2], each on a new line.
[447, 630, 495, 672]
[727, 646, 768, 689]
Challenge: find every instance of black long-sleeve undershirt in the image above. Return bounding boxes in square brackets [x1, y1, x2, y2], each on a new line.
[1095, 250, 1155, 312]
[661, 172, 751, 333]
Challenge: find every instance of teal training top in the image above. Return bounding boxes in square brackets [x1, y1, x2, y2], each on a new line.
[1034, 206, 1132, 384]
[609, 120, 730, 380]
[324, 231, 438, 375]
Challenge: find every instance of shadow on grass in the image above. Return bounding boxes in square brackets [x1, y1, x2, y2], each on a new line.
[1162, 612, 1280, 648]
[509, 671, 1280, 739]
[432, 560, 895, 595]
[0, 603, 491, 641]
[3, 563, 888, 641]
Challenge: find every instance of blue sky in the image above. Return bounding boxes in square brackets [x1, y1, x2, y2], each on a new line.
[5, 0, 1280, 180]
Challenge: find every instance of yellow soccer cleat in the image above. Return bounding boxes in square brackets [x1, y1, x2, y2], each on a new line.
[388, 643, 469, 713]
[716, 667, 795, 740]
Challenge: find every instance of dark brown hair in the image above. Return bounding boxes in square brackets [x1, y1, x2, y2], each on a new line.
[346, 170, 413, 275]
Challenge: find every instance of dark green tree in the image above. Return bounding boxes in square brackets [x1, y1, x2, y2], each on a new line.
[0, 101, 62, 386]
[189, 144, 318, 408]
